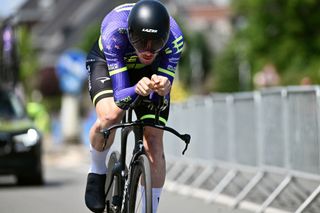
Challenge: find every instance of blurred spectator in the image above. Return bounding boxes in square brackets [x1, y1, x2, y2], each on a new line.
[254, 63, 280, 89]
[27, 90, 51, 134]
[300, 76, 312, 85]
[0, 18, 20, 87]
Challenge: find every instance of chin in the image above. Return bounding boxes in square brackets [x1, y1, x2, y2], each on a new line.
[138, 57, 154, 65]
[137, 52, 157, 65]
[141, 59, 154, 65]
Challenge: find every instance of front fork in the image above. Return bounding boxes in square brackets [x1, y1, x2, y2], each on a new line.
[120, 125, 145, 212]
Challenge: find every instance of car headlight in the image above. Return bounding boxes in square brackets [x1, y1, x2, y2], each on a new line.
[13, 129, 40, 147]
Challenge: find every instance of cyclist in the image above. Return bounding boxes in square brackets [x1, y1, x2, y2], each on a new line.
[84, 0, 184, 212]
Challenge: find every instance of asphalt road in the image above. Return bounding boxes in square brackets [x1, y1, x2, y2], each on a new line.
[0, 166, 88, 213]
[0, 148, 251, 213]
[159, 191, 251, 213]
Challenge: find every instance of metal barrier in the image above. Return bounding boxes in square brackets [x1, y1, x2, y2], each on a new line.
[164, 86, 320, 213]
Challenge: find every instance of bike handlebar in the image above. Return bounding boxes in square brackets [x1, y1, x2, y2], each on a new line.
[101, 95, 190, 155]
[101, 121, 191, 155]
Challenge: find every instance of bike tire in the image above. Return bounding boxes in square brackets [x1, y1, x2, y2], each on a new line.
[105, 151, 122, 213]
[127, 154, 152, 213]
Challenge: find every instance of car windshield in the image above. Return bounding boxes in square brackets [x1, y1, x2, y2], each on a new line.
[0, 90, 25, 119]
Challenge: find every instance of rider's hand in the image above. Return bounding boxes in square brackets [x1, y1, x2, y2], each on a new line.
[135, 77, 155, 96]
[151, 74, 171, 96]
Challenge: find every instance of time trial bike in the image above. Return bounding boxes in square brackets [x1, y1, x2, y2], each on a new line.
[101, 96, 191, 213]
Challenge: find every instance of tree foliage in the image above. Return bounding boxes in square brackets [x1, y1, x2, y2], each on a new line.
[214, 0, 320, 91]
[16, 25, 39, 97]
[77, 22, 100, 53]
[178, 30, 212, 93]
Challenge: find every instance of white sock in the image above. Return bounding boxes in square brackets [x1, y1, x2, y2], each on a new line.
[141, 186, 162, 213]
[152, 188, 162, 213]
[88, 145, 109, 174]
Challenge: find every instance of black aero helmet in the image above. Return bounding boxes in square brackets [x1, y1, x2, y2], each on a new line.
[128, 0, 170, 53]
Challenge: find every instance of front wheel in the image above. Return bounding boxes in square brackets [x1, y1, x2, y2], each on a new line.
[126, 154, 152, 213]
[105, 151, 122, 213]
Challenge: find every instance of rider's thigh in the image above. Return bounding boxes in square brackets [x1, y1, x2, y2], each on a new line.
[143, 127, 164, 155]
[95, 97, 124, 128]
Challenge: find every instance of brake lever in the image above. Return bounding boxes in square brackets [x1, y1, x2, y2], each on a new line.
[181, 134, 191, 155]
[101, 128, 110, 139]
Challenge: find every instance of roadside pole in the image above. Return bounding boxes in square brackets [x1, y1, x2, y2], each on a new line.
[55, 49, 87, 144]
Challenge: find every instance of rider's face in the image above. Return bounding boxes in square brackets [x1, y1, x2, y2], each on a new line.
[136, 51, 157, 65]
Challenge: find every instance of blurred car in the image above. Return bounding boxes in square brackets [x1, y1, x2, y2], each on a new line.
[0, 87, 44, 185]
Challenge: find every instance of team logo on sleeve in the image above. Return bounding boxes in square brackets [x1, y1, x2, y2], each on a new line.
[168, 57, 180, 63]
[167, 65, 176, 72]
[108, 64, 119, 70]
[118, 28, 127, 34]
[172, 36, 184, 54]
[166, 36, 184, 55]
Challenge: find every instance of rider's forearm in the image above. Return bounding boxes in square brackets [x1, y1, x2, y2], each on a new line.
[113, 86, 138, 109]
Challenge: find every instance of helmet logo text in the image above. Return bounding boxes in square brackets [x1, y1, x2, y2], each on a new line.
[142, 28, 158, 33]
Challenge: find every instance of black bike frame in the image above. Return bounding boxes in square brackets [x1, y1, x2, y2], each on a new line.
[103, 108, 191, 170]
[119, 109, 145, 174]
[103, 98, 191, 211]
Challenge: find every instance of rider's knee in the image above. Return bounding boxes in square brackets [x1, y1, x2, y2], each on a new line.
[89, 121, 106, 151]
[95, 98, 124, 129]
[99, 112, 121, 129]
